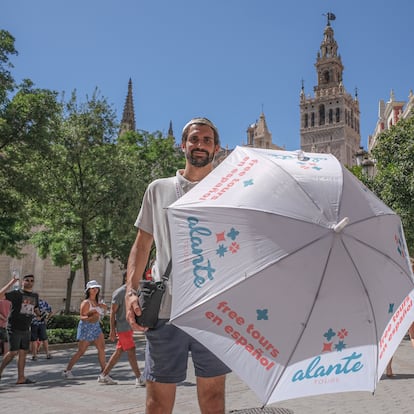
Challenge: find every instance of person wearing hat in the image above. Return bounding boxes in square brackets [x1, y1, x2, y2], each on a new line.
[126, 118, 230, 413]
[0, 273, 40, 384]
[62, 280, 108, 379]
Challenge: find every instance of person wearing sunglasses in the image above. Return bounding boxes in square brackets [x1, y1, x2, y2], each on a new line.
[0, 274, 40, 384]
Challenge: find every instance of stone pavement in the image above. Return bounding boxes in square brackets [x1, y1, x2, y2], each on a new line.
[1, 334, 414, 414]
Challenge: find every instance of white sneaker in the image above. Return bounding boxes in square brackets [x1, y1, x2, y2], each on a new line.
[62, 370, 74, 379]
[98, 374, 117, 385]
[135, 375, 146, 387]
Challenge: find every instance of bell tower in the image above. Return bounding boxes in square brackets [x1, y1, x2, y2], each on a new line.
[119, 78, 136, 136]
[300, 13, 361, 166]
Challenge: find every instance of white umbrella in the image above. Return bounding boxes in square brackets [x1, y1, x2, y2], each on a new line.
[167, 146, 414, 405]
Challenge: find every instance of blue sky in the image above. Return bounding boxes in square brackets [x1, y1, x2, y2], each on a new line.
[2, 0, 413, 151]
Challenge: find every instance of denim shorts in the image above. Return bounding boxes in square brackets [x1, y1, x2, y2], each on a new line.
[144, 319, 231, 383]
[31, 323, 48, 341]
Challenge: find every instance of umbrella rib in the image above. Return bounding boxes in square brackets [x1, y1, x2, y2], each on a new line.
[340, 236, 379, 391]
[267, 233, 336, 398]
[268, 161, 333, 223]
[344, 225, 413, 284]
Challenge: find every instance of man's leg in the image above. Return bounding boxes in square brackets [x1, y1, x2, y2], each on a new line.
[144, 321, 189, 413]
[30, 325, 38, 359]
[16, 349, 28, 383]
[102, 348, 123, 376]
[30, 341, 38, 359]
[146, 381, 177, 414]
[0, 350, 17, 376]
[190, 334, 230, 414]
[118, 331, 142, 378]
[126, 347, 142, 378]
[197, 375, 226, 414]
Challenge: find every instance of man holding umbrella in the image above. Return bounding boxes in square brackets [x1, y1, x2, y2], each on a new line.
[126, 117, 230, 414]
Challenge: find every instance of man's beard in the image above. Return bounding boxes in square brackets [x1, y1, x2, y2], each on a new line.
[186, 149, 215, 167]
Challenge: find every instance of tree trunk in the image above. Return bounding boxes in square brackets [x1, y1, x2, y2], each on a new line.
[65, 269, 76, 314]
[81, 222, 90, 284]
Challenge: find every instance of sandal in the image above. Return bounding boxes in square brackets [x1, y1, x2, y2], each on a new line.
[16, 378, 36, 385]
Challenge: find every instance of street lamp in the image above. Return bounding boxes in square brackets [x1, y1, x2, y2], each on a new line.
[355, 146, 365, 167]
[355, 146, 375, 177]
[362, 158, 375, 178]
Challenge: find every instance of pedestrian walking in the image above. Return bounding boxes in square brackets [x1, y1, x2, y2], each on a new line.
[97, 272, 145, 386]
[0, 274, 40, 384]
[30, 297, 54, 360]
[62, 280, 107, 379]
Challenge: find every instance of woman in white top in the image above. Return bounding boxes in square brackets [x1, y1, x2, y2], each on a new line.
[62, 280, 107, 379]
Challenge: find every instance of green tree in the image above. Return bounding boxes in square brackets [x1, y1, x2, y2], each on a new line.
[371, 115, 414, 256]
[0, 29, 60, 256]
[30, 90, 120, 300]
[108, 129, 185, 267]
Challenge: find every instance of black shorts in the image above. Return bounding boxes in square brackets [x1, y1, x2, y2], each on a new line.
[0, 327, 8, 343]
[8, 329, 31, 352]
[31, 323, 48, 341]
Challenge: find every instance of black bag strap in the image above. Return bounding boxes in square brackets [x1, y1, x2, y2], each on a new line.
[161, 259, 172, 284]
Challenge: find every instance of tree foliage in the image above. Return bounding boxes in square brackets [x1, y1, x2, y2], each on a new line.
[0, 30, 60, 256]
[1, 28, 185, 310]
[109, 130, 185, 267]
[370, 114, 414, 256]
[30, 90, 120, 282]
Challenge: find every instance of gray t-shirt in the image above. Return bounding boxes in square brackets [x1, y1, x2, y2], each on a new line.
[135, 170, 198, 319]
[111, 284, 130, 332]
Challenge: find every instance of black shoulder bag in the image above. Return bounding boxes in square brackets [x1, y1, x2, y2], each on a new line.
[135, 259, 172, 329]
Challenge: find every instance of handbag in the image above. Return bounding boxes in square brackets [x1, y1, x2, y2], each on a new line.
[135, 259, 172, 329]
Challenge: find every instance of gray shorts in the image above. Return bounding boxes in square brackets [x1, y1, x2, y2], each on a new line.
[144, 319, 231, 383]
[8, 329, 31, 352]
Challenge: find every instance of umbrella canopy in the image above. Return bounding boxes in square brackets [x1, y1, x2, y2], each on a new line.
[167, 146, 414, 405]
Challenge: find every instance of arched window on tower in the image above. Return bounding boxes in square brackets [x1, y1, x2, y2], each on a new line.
[335, 108, 340, 122]
[328, 109, 333, 124]
[304, 113, 308, 128]
[311, 112, 315, 127]
[319, 105, 325, 126]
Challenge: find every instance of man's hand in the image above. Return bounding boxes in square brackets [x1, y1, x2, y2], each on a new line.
[109, 328, 117, 342]
[125, 291, 147, 332]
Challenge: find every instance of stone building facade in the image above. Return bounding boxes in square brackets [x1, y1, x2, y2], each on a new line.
[368, 89, 414, 152]
[0, 247, 124, 313]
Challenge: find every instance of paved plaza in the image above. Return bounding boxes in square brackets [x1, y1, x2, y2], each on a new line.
[1, 334, 414, 413]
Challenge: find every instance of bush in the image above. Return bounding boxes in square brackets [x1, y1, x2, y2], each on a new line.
[48, 314, 79, 329]
[48, 328, 77, 344]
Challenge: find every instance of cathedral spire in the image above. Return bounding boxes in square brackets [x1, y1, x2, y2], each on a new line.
[119, 78, 136, 136]
[315, 15, 343, 91]
[168, 120, 174, 138]
[300, 13, 361, 166]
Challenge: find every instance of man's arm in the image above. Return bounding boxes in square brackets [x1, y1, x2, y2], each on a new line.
[109, 302, 118, 341]
[125, 228, 154, 331]
[0, 277, 19, 300]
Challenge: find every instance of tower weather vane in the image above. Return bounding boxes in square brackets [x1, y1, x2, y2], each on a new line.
[323, 12, 336, 26]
